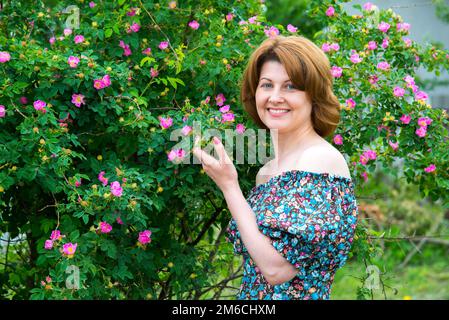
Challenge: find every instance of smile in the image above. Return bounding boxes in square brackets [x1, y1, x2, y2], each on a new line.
[267, 108, 290, 116]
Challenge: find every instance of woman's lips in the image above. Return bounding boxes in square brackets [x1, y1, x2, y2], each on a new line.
[267, 108, 290, 117]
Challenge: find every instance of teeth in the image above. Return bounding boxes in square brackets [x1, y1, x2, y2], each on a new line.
[269, 109, 290, 114]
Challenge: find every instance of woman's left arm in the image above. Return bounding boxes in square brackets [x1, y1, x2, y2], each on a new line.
[192, 136, 297, 286]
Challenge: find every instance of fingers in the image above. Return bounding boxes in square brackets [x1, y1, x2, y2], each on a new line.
[213, 136, 232, 165]
[192, 144, 217, 167]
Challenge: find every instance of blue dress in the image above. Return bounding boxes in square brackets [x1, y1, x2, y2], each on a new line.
[225, 170, 359, 300]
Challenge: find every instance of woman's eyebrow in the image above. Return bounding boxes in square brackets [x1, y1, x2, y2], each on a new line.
[260, 77, 291, 82]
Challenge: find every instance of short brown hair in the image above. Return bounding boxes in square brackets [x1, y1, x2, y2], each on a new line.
[240, 35, 340, 138]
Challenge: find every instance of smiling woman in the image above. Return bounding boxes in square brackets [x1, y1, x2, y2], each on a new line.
[192, 35, 358, 300]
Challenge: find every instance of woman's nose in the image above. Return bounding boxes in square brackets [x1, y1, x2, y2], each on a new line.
[269, 94, 284, 103]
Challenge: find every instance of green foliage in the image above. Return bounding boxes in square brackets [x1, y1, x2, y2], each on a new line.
[0, 0, 448, 300]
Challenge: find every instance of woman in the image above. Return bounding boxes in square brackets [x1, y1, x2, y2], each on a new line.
[192, 35, 358, 300]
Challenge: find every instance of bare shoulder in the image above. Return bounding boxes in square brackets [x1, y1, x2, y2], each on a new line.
[297, 143, 352, 179]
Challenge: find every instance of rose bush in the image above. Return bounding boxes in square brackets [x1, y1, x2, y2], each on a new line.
[0, 0, 448, 299]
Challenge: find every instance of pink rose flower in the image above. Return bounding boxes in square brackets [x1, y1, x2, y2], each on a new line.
[378, 22, 390, 33]
[64, 28, 73, 36]
[350, 52, 362, 64]
[346, 98, 356, 109]
[393, 87, 405, 97]
[0, 105, 5, 118]
[215, 93, 226, 106]
[400, 114, 411, 124]
[159, 41, 169, 50]
[219, 105, 230, 113]
[20, 96, 28, 104]
[62, 243, 77, 258]
[71, 94, 85, 108]
[333, 134, 343, 145]
[236, 123, 245, 134]
[74, 35, 85, 44]
[110, 181, 123, 197]
[33, 100, 47, 112]
[367, 41, 377, 50]
[287, 24, 297, 33]
[326, 6, 335, 17]
[363, 2, 374, 11]
[415, 126, 427, 138]
[89, 1, 96, 8]
[403, 38, 412, 47]
[377, 61, 390, 71]
[44, 240, 53, 250]
[129, 22, 140, 33]
[418, 117, 432, 127]
[98, 171, 109, 186]
[49, 37, 56, 45]
[424, 164, 436, 173]
[222, 112, 235, 122]
[67, 56, 80, 68]
[150, 68, 159, 78]
[321, 43, 331, 52]
[0, 51, 11, 63]
[415, 91, 428, 102]
[50, 230, 63, 241]
[159, 116, 173, 129]
[181, 125, 192, 136]
[382, 38, 389, 49]
[142, 47, 152, 55]
[388, 141, 399, 151]
[226, 13, 234, 21]
[248, 16, 257, 24]
[331, 66, 343, 78]
[330, 43, 340, 51]
[264, 26, 279, 38]
[99, 221, 113, 233]
[138, 230, 152, 245]
[188, 20, 200, 30]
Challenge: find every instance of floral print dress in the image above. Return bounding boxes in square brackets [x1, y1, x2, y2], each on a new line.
[225, 170, 359, 300]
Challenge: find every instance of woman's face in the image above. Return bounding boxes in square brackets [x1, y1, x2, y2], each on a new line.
[255, 60, 313, 134]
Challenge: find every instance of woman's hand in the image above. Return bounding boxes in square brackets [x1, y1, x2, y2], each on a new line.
[192, 136, 239, 193]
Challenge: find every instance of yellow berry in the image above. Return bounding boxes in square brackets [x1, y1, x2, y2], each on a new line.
[97, 155, 103, 161]
[190, 273, 197, 279]
[168, 262, 174, 268]
[92, 21, 98, 27]
[119, 117, 124, 122]
[39, 139, 45, 145]
[33, 127, 39, 133]
[106, 66, 112, 72]
[157, 186, 163, 193]
[215, 42, 221, 47]
[0, 186, 4, 193]
[222, 58, 228, 65]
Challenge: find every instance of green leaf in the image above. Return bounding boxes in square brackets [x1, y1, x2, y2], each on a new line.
[105, 29, 113, 38]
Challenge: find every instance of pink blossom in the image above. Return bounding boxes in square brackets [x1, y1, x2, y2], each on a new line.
[44, 240, 53, 250]
[0, 105, 5, 118]
[378, 22, 390, 33]
[99, 221, 113, 233]
[333, 134, 343, 145]
[331, 66, 343, 78]
[363, 2, 374, 11]
[287, 24, 297, 33]
[369, 75, 379, 85]
[71, 94, 85, 108]
[49, 37, 56, 45]
[330, 43, 340, 51]
[129, 22, 140, 33]
[150, 68, 158, 78]
[142, 47, 152, 55]
[377, 61, 390, 71]
[181, 125, 192, 136]
[126, 7, 137, 16]
[365, 150, 377, 160]
[226, 13, 234, 21]
[119, 40, 132, 56]
[397, 22, 411, 33]
[382, 38, 389, 49]
[50, 230, 63, 241]
[322, 43, 331, 52]
[367, 41, 377, 50]
[215, 93, 226, 106]
[393, 87, 405, 97]
[415, 91, 428, 102]
[62, 243, 77, 258]
[110, 181, 123, 197]
[388, 141, 399, 151]
[400, 114, 411, 124]
[248, 16, 258, 24]
[360, 154, 369, 165]
[138, 230, 152, 245]
[418, 117, 432, 127]
[361, 171, 368, 182]
[350, 52, 362, 64]
[326, 6, 335, 17]
[64, 28, 73, 36]
[222, 112, 235, 122]
[67, 56, 80, 68]
[404, 75, 415, 86]
[33, 100, 47, 112]
[264, 26, 279, 38]
[424, 164, 436, 173]
[415, 126, 427, 138]
[219, 105, 230, 113]
[74, 35, 85, 44]
[98, 171, 109, 186]
[346, 98, 356, 109]
[167, 149, 177, 161]
[403, 38, 412, 47]
[236, 123, 245, 134]
[159, 41, 169, 50]
[20, 97, 28, 104]
[159, 116, 173, 129]
[93, 74, 111, 90]
[75, 179, 82, 187]
[89, 1, 95, 8]
[0, 51, 11, 63]
[188, 20, 200, 30]
[116, 216, 123, 225]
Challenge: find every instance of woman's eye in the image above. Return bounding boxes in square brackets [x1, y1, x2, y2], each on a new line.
[261, 83, 272, 88]
[286, 84, 296, 90]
